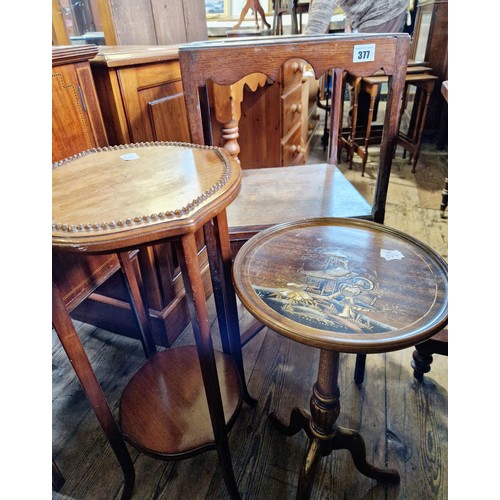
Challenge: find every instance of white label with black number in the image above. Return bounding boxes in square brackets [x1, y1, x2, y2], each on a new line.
[353, 44, 375, 62]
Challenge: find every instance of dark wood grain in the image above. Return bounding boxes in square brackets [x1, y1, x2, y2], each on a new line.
[120, 346, 242, 456]
[233, 218, 448, 353]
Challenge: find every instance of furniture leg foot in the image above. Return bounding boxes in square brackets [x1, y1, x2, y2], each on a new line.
[270, 407, 310, 436]
[121, 470, 135, 500]
[354, 354, 366, 384]
[321, 130, 329, 151]
[440, 178, 448, 218]
[217, 443, 241, 500]
[411, 347, 432, 381]
[52, 460, 65, 492]
[361, 158, 367, 177]
[296, 437, 323, 500]
[244, 390, 258, 406]
[332, 426, 400, 483]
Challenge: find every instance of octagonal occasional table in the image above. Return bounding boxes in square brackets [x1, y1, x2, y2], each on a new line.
[52, 141, 254, 499]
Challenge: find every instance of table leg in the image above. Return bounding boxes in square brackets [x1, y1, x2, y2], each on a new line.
[440, 177, 448, 218]
[52, 282, 135, 500]
[410, 83, 433, 173]
[203, 220, 231, 355]
[348, 77, 361, 170]
[271, 349, 399, 499]
[361, 84, 379, 176]
[204, 211, 257, 406]
[354, 353, 367, 384]
[291, 0, 299, 34]
[177, 232, 241, 499]
[117, 252, 156, 358]
[272, 0, 282, 35]
[52, 459, 65, 492]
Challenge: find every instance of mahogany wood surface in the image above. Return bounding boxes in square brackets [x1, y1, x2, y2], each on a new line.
[178, 33, 410, 251]
[53, 298, 448, 499]
[52, 282, 135, 498]
[52, 143, 242, 252]
[52, 142, 252, 498]
[411, 0, 448, 134]
[233, 217, 448, 353]
[226, 164, 371, 243]
[232, 217, 447, 496]
[52, 45, 108, 163]
[120, 345, 242, 457]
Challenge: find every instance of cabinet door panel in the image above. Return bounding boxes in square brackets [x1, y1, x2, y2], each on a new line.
[117, 61, 190, 143]
[52, 64, 97, 161]
[146, 81, 191, 142]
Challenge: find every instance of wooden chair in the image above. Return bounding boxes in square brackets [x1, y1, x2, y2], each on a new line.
[411, 328, 448, 381]
[178, 33, 410, 346]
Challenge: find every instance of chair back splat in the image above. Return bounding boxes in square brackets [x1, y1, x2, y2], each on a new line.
[178, 33, 410, 256]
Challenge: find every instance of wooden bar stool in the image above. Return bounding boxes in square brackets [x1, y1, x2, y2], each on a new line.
[341, 67, 437, 175]
[272, 0, 300, 35]
[52, 142, 255, 499]
[232, 217, 448, 498]
[397, 74, 439, 172]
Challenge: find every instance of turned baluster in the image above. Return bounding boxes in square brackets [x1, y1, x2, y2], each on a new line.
[213, 74, 268, 163]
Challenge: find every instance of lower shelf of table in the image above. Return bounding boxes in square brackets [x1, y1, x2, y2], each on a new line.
[119, 345, 242, 458]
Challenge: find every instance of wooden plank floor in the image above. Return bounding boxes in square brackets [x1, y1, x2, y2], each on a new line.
[53, 138, 448, 499]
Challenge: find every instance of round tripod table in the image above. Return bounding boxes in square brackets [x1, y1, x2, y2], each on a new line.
[52, 141, 254, 499]
[232, 217, 448, 499]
